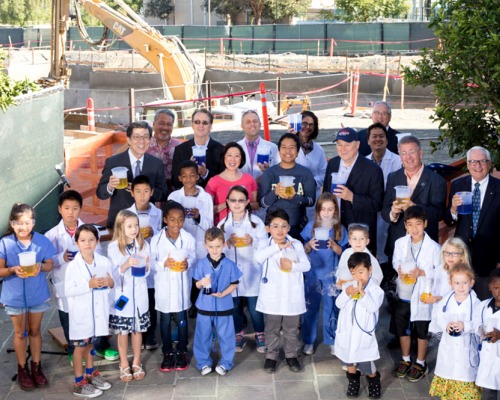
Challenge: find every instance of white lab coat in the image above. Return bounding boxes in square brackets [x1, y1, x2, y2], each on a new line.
[65, 252, 112, 340]
[168, 186, 213, 261]
[367, 150, 402, 263]
[107, 240, 150, 324]
[238, 137, 280, 181]
[255, 236, 310, 316]
[150, 228, 196, 313]
[334, 279, 384, 363]
[336, 247, 383, 286]
[44, 219, 102, 312]
[433, 291, 481, 382]
[474, 299, 500, 390]
[393, 234, 442, 321]
[217, 212, 268, 297]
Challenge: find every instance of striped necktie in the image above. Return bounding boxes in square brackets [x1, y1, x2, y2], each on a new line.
[134, 160, 141, 178]
[472, 182, 480, 236]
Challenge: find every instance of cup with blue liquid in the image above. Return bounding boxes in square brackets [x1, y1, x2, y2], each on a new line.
[289, 113, 302, 133]
[257, 145, 270, 165]
[330, 172, 347, 193]
[314, 227, 330, 250]
[184, 196, 197, 219]
[192, 147, 207, 166]
[131, 253, 147, 277]
[67, 242, 79, 261]
[448, 313, 463, 337]
[456, 191, 473, 215]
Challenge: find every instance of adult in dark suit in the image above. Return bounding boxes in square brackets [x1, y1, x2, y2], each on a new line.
[444, 146, 500, 300]
[323, 128, 384, 255]
[358, 101, 400, 156]
[96, 121, 166, 228]
[381, 135, 446, 259]
[171, 108, 224, 189]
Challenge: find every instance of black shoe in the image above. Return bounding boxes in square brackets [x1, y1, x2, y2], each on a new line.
[264, 359, 276, 373]
[144, 336, 159, 350]
[285, 357, 301, 373]
[188, 305, 197, 319]
[346, 370, 361, 397]
[386, 337, 401, 350]
[160, 353, 175, 372]
[367, 371, 381, 399]
[175, 352, 189, 371]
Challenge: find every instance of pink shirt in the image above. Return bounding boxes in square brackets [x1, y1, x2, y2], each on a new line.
[147, 136, 182, 182]
[205, 173, 258, 225]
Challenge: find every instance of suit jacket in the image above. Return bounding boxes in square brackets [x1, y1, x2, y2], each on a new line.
[358, 126, 400, 157]
[444, 175, 500, 277]
[171, 138, 224, 189]
[96, 150, 166, 228]
[322, 155, 384, 255]
[382, 166, 446, 257]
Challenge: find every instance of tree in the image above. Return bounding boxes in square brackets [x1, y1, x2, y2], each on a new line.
[403, 0, 500, 167]
[261, 0, 310, 22]
[145, 0, 175, 22]
[334, 0, 409, 22]
[0, 0, 51, 26]
[202, 0, 245, 25]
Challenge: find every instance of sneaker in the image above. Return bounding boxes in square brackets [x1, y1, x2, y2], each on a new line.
[174, 352, 189, 371]
[86, 371, 111, 391]
[406, 363, 428, 382]
[73, 379, 103, 398]
[215, 365, 227, 376]
[235, 334, 246, 352]
[94, 348, 119, 361]
[69, 354, 74, 367]
[303, 344, 314, 355]
[255, 333, 266, 353]
[330, 345, 335, 356]
[264, 359, 276, 374]
[144, 336, 159, 350]
[392, 360, 412, 378]
[160, 353, 175, 372]
[286, 357, 301, 373]
[200, 366, 212, 376]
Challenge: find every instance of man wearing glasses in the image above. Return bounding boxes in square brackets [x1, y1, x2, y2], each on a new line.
[358, 101, 400, 157]
[444, 146, 500, 300]
[97, 121, 166, 228]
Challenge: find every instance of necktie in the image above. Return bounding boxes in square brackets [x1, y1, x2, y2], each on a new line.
[472, 182, 480, 236]
[135, 160, 141, 178]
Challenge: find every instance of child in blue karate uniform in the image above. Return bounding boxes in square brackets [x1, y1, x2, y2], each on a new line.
[192, 227, 242, 376]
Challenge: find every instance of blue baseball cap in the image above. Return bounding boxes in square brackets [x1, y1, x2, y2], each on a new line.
[334, 127, 359, 143]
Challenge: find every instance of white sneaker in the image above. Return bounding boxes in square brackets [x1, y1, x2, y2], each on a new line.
[330, 345, 335, 356]
[215, 365, 227, 376]
[303, 344, 314, 355]
[200, 366, 212, 376]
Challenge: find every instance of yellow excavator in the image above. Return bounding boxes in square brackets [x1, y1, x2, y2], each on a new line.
[50, 0, 202, 101]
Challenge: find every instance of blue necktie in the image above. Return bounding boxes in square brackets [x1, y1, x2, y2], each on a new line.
[134, 160, 141, 178]
[472, 182, 480, 236]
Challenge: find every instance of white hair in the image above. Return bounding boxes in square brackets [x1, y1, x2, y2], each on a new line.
[466, 146, 490, 161]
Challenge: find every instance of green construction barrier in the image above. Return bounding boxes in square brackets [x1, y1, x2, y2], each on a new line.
[383, 23, 410, 52]
[229, 26, 253, 54]
[327, 23, 382, 54]
[252, 25, 274, 54]
[23, 28, 51, 48]
[0, 28, 23, 47]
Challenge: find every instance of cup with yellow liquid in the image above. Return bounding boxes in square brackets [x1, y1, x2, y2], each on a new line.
[232, 227, 248, 248]
[400, 261, 417, 285]
[19, 251, 38, 277]
[169, 249, 187, 272]
[138, 214, 151, 239]
[111, 167, 129, 189]
[394, 185, 411, 206]
[279, 176, 296, 197]
[348, 280, 361, 300]
[419, 277, 433, 302]
[280, 247, 297, 272]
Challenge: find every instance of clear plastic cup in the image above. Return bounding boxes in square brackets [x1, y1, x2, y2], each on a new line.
[111, 166, 128, 189]
[314, 227, 330, 249]
[456, 191, 473, 215]
[192, 147, 207, 166]
[19, 251, 37, 277]
[394, 185, 411, 206]
[330, 172, 347, 193]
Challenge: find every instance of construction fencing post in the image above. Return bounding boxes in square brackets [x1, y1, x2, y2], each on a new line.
[350, 66, 360, 115]
[260, 82, 270, 141]
[87, 98, 96, 132]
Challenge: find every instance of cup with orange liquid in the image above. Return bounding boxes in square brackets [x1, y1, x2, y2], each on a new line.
[400, 261, 417, 285]
[111, 167, 128, 189]
[169, 249, 187, 272]
[394, 185, 411, 206]
[279, 176, 296, 197]
[138, 214, 151, 239]
[232, 227, 248, 248]
[18, 251, 38, 277]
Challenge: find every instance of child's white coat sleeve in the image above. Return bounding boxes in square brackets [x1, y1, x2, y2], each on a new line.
[255, 242, 280, 265]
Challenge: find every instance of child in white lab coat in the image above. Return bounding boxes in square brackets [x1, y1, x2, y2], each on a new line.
[334, 252, 384, 398]
[429, 264, 481, 399]
[256, 209, 311, 374]
[108, 210, 150, 382]
[218, 186, 268, 353]
[65, 224, 113, 398]
[474, 269, 500, 400]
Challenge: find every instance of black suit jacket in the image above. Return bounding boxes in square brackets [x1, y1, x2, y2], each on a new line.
[323, 155, 384, 255]
[382, 166, 446, 256]
[358, 126, 399, 157]
[171, 138, 225, 189]
[444, 175, 500, 277]
[96, 150, 166, 228]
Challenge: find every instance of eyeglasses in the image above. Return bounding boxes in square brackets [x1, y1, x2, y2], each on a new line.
[269, 223, 289, 230]
[468, 159, 490, 166]
[443, 251, 463, 258]
[400, 149, 419, 157]
[227, 198, 247, 204]
[130, 135, 150, 141]
[372, 111, 391, 117]
[11, 220, 35, 227]
[302, 122, 314, 128]
[193, 120, 210, 126]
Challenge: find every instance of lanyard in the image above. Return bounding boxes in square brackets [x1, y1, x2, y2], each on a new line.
[409, 233, 425, 263]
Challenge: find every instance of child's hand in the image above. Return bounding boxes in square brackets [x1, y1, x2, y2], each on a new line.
[446, 322, 456, 334]
[308, 238, 319, 251]
[105, 272, 114, 288]
[454, 321, 464, 332]
[191, 207, 200, 219]
[227, 234, 235, 248]
[329, 238, 342, 255]
[279, 257, 292, 272]
[397, 266, 404, 279]
[211, 292, 225, 298]
[485, 328, 500, 343]
[128, 256, 141, 268]
[345, 285, 358, 297]
[64, 249, 76, 262]
[198, 276, 211, 287]
[357, 282, 365, 298]
[244, 234, 253, 246]
[89, 274, 99, 289]
[164, 257, 174, 269]
[274, 182, 284, 197]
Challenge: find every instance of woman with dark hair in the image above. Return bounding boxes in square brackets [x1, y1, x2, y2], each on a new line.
[205, 142, 258, 224]
[290, 111, 327, 221]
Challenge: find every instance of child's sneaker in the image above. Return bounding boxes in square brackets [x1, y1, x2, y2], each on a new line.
[392, 360, 412, 378]
[200, 366, 212, 376]
[330, 345, 335, 356]
[94, 348, 119, 361]
[69, 354, 73, 367]
[302, 344, 314, 355]
[215, 365, 227, 376]
[255, 333, 266, 353]
[406, 363, 428, 382]
[174, 352, 189, 371]
[86, 371, 111, 391]
[235, 334, 246, 352]
[73, 379, 103, 398]
[160, 353, 175, 372]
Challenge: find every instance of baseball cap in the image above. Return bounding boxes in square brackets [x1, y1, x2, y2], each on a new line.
[334, 127, 359, 143]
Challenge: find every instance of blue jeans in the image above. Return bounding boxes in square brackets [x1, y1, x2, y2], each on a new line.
[160, 311, 188, 354]
[233, 296, 265, 333]
[301, 276, 339, 346]
[58, 310, 74, 355]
